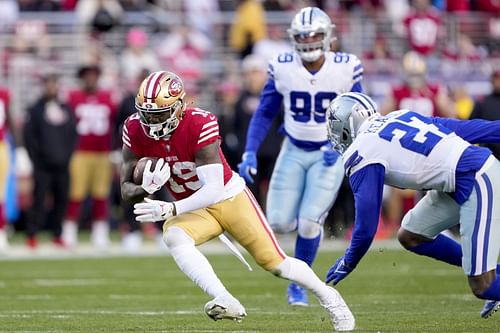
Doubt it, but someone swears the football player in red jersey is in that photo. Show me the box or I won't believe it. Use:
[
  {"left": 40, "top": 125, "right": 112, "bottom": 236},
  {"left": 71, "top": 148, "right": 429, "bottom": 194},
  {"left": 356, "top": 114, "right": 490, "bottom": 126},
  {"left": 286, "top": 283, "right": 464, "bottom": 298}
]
[
  {"left": 0, "top": 88, "right": 12, "bottom": 251},
  {"left": 403, "top": 0, "right": 442, "bottom": 56},
  {"left": 62, "top": 64, "right": 118, "bottom": 249},
  {"left": 380, "top": 51, "right": 456, "bottom": 232},
  {"left": 120, "top": 71, "right": 355, "bottom": 331}
]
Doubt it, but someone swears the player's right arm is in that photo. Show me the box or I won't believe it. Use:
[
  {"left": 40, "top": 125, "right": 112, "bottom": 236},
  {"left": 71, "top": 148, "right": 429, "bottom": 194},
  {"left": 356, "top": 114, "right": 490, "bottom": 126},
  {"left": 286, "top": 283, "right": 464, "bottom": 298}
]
[
  {"left": 326, "top": 163, "right": 386, "bottom": 285},
  {"left": 120, "top": 145, "right": 148, "bottom": 203},
  {"left": 238, "top": 61, "right": 283, "bottom": 183}
]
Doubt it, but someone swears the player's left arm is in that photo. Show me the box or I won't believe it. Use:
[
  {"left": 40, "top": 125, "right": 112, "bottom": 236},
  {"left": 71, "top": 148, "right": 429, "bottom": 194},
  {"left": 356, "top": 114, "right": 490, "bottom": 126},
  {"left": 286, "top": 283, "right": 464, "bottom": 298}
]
[
  {"left": 432, "top": 117, "right": 500, "bottom": 144},
  {"left": 172, "top": 140, "right": 225, "bottom": 216},
  {"left": 326, "top": 163, "right": 385, "bottom": 285}
]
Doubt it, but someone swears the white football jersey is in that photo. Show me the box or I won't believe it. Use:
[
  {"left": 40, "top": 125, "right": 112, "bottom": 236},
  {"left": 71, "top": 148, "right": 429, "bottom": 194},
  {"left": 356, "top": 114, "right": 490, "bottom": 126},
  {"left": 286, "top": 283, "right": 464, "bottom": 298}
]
[
  {"left": 270, "top": 51, "right": 363, "bottom": 143},
  {"left": 344, "top": 110, "right": 470, "bottom": 192}
]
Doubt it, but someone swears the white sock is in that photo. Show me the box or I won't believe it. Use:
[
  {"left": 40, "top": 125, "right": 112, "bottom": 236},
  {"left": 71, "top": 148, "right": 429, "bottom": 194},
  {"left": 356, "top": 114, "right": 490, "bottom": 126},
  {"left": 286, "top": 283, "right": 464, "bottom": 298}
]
[
  {"left": 91, "top": 220, "right": 110, "bottom": 250},
  {"left": 62, "top": 220, "right": 78, "bottom": 248},
  {"left": 272, "top": 256, "right": 331, "bottom": 304},
  {"left": 165, "top": 227, "right": 229, "bottom": 298}
]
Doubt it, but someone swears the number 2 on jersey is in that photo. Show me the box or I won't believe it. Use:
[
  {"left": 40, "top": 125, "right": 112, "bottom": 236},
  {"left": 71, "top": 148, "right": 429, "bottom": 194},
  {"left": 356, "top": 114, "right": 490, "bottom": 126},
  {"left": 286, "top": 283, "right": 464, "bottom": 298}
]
[
  {"left": 378, "top": 112, "right": 451, "bottom": 156},
  {"left": 290, "top": 91, "right": 337, "bottom": 123}
]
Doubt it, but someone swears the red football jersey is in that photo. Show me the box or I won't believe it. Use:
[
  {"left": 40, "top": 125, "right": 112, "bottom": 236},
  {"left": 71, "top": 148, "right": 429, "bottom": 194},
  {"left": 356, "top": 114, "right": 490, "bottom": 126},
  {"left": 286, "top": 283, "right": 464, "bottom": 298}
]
[
  {"left": 0, "top": 89, "right": 9, "bottom": 142},
  {"left": 68, "top": 90, "right": 116, "bottom": 152},
  {"left": 392, "top": 84, "right": 440, "bottom": 117},
  {"left": 122, "top": 107, "right": 234, "bottom": 200},
  {"left": 403, "top": 10, "right": 441, "bottom": 55}
]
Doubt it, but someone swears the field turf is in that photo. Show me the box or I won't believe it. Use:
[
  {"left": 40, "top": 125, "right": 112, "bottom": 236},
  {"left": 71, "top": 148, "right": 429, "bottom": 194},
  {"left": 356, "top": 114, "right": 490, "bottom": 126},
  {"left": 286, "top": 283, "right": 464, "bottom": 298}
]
[{"left": 0, "top": 249, "right": 498, "bottom": 332}]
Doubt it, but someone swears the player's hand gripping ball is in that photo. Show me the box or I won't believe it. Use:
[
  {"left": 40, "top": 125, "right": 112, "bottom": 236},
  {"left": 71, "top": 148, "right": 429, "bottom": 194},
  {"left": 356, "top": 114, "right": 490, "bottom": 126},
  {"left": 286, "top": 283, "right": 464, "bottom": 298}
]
[{"left": 133, "top": 157, "right": 170, "bottom": 194}]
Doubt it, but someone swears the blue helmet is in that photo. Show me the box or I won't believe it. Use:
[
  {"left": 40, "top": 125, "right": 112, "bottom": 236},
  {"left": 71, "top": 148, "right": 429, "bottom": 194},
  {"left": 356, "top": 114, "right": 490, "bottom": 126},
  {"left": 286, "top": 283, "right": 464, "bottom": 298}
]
[
  {"left": 287, "top": 7, "right": 335, "bottom": 62},
  {"left": 326, "top": 92, "right": 378, "bottom": 153}
]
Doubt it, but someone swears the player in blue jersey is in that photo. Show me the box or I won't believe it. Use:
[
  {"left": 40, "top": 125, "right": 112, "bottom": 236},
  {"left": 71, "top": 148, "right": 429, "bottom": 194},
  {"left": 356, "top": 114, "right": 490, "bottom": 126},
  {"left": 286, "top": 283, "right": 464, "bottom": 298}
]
[
  {"left": 238, "top": 7, "right": 364, "bottom": 306},
  {"left": 325, "top": 92, "right": 500, "bottom": 318}
]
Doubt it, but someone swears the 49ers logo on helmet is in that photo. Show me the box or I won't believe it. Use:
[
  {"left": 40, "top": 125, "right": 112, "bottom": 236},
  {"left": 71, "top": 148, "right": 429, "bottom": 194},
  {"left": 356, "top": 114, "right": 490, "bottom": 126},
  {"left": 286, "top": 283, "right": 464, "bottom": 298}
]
[{"left": 168, "top": 79, "right": 183, "bottom": 97}]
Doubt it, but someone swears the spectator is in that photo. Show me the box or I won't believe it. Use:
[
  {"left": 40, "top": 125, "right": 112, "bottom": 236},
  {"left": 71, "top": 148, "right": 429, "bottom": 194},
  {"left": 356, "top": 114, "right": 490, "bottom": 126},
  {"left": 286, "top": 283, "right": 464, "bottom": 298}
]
[
  {"left": 0, "top": 1, "right": 18, "bottom": 32},
  {"left": 233, "top": 55, "right": 282, "bottom": 205},
  {"left": 184, "top": 0, "right": 220, "bottom": 38},
  {"left": 0, "top": 87, "right": 13, "bottom": 252},
  {"left": 452, "top": 85, "right": 474, "bottom": 120},
  {"left": 24, "top": 73, "right": 77, "bottom": 249},
  {"left": 446, "top": 0, "right": 469, "bottom": 12},
  {"left": 469, "top": 68, "right": 500, "bottom": 160},
  {"left": 252, "top": 24, "right": 292, "bottom": 61},
  {"left": 362, "top": 36, "right": 394, "bottom": 74},
  {"left": 62, "top": 64, "right": 117, "bottom": 250},
  {"left": 474, "top": 0, "right": 500, "bottom": 12},
  {"left": 75, "top": 0, "right": 123, "bottom": 33},
  {"left": 120, "top": 27, "right": 161, "bottom": 91},
  {"left": 229, "top": 0, "right": 267, "bottom": 59},
  {"left": 155, "top": 24, "right": 211, "bottom": 95},
  {"left": 402, "top": 0, "right": 442, "bottom": 57},
  {"left": 442, "top": 33, "right": 485, "bottom": 78},
  {"left": 380, "top": 51, "right": 456, "bottom": 231}
]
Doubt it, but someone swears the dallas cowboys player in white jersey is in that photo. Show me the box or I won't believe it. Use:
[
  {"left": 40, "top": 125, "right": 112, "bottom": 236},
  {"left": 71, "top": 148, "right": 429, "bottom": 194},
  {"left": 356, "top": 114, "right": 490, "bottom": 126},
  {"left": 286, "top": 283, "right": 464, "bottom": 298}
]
[
  {"left": 325, "top": 92, "right": 500, "bottom": 318},
  {"left": 238, "top": 7, "right": 364, "bottom": 306}
]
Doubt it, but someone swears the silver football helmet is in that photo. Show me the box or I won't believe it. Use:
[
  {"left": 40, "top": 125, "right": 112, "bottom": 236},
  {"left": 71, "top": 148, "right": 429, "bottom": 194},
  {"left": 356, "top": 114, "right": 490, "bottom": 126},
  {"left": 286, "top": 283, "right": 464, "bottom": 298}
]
[
  {"left": 287, "top": 7, "right": 335, "bottom": 63},
  {"left": 326, "top": 92, "right": 378, "bottom": 153}
]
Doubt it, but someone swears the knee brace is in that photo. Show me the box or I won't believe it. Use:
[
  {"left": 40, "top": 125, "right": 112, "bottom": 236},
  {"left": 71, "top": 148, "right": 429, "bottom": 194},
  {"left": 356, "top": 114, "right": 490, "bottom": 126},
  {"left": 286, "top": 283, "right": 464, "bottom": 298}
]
[{"left": 163, "top": 226, "right": 194, "bottom": 249}]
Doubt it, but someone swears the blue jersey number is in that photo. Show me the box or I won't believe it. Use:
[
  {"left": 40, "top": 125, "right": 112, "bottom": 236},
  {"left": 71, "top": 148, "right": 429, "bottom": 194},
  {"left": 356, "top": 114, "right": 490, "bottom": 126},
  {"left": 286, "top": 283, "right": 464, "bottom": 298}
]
[
  {"left": 378, "top": 112, "right": 451, "bottom": 156},
  {"left": 290, "top": 91, "right": 337, "bottom": 123}
]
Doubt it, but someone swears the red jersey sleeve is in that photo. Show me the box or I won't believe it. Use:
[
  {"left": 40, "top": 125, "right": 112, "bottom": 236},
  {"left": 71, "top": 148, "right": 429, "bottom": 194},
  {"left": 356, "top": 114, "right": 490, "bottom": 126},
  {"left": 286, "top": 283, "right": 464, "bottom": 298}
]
[
  {"left": 122, "top": 114, "right": 144, "bottom": 156},
  {"left": 187, "top": 108, "right": 221, "bottom": 156}
]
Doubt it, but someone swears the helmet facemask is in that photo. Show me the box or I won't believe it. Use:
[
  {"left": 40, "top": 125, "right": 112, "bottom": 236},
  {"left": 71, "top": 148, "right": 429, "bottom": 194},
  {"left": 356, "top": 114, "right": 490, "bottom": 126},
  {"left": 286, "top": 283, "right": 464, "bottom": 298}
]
[
  {"left": 288, "top": 7, "right": 335, "bottom": 63},
  {"left": 326, "top": 92, "right": 379, "bottom": 153},
  {"left": 135, "top": 71, "right": 186, "bottom": 140},
  {"left": 136, "top": 99, "right": 185, "bottom": 139}
]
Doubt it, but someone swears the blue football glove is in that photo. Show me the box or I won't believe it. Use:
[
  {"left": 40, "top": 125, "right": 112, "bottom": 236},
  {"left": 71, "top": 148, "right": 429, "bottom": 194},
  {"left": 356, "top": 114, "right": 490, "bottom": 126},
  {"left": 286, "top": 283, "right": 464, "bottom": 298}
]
[
  {"left": 326, "top": 256, "right": 354, "bottom": 285},
  {"left": 238, "top": 152, "right": 257, "bottom": 184},
  {"left": 320, "top": 142, "right": 340, "bottom": 166}
]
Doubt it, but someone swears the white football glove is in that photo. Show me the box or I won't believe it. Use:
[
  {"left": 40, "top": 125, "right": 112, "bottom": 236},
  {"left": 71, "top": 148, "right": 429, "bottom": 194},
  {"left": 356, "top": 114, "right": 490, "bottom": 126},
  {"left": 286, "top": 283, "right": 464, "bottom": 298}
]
[
  {"left": 133, "top": 198, "right": 175, "bottom": 223},
  {"left": 141, "top": 158, "right": 170, "bottom": 194}
]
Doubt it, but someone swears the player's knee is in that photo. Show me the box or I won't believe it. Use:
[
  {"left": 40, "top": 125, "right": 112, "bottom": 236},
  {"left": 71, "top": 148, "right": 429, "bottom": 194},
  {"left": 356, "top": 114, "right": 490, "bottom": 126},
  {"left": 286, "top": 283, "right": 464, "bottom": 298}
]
[
  {"left": 397, "top": 228, "right": 424, "bottom": 249},
  {"left": 163, "top": 226, "right": 194, "bottom": 249},
  {"left": 297, "top": 218, "right": 321, "bottom": 238},
  {"left": 268, "top": 213, "right": 296, "bottom": 234}
]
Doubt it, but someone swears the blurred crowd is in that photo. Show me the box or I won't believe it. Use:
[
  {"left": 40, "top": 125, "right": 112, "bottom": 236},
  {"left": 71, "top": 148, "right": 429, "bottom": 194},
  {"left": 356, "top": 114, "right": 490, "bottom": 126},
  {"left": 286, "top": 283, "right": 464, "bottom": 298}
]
[{"left": 0, "top": 0, "right": 499, "bottom": 254}]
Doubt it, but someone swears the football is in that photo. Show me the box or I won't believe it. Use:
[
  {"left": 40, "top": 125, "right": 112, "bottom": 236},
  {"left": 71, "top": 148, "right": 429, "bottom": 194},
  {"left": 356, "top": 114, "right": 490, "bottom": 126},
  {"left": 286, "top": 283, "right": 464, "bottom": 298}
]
[{"left": 133, "top": 157, "right": 159, "bottom": 184}]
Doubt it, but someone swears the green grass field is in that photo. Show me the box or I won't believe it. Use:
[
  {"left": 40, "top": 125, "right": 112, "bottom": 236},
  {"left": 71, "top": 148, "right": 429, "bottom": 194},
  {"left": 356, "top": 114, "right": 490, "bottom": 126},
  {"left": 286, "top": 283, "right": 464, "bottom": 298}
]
[{"left": 0, "top": 249, "right": 498, "bottom": 333}]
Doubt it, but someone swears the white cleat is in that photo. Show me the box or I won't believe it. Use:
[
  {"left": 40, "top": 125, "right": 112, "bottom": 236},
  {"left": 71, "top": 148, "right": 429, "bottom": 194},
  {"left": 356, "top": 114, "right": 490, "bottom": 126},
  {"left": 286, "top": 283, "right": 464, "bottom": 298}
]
[
  {"left": 320, "top": 287, "right": 355, "bottom": 331},
  {"left": 204, "top": 295, "right": 247, "bottom": 322}
]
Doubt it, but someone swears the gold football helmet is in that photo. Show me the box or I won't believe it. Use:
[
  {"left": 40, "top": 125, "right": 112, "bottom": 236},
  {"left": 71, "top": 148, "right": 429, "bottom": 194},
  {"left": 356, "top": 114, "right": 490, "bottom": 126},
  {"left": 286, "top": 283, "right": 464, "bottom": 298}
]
[
  {"left": 402, "top": 51, "right": 427, "bottom": 89},
  {"left": 135, "top": 71, "right": 186, "bottom": 139}
]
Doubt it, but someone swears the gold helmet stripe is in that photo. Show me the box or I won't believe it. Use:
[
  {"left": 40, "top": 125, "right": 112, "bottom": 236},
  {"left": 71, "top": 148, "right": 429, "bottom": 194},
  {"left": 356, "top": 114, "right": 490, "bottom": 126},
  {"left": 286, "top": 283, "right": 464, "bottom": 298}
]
[{"left": 144, "top": 71, "right": 166, "bottom": 103}]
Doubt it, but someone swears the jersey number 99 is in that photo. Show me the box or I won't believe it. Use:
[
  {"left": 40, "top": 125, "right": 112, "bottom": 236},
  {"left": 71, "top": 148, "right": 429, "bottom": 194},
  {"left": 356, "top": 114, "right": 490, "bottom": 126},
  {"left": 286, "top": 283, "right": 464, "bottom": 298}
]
[{"left": 290, "top": 91, "right": 337, "bottom": 123}]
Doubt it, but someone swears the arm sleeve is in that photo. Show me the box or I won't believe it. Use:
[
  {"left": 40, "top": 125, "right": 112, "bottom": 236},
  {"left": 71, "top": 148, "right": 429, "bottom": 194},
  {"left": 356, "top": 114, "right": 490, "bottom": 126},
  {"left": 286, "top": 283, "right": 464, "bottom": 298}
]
[
  {"left": 344, "top": 163, "right": 385, "bottom": 268},
  {"left": 432, "top": 117, "right": 500, "bottom": 144},
  {"left": 174, "top": 163, "right": 225, "bottom": 215},
  {"left": 244, "top": 78, "right": 283, "bottom": 153}
]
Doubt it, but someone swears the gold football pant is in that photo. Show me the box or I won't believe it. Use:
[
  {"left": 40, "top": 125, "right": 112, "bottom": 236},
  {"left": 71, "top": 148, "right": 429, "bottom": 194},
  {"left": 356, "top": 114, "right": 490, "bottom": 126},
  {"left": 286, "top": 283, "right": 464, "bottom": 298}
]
[{"left": 164, "top": 188, "right": 286, "bottom": 271}]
